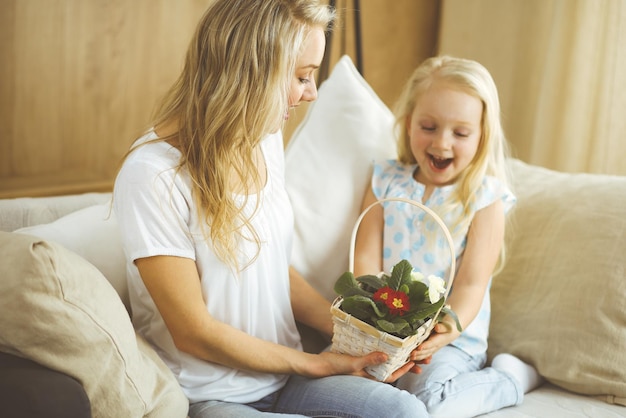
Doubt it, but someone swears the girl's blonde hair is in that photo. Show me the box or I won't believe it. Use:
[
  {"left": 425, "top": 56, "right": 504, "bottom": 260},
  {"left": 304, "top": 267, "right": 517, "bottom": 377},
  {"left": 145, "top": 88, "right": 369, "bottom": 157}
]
[
  {"left": 394, "top": 56, "right": 512, "bottom": 272},
  {"left": 149, "top": 0, "right": 334, "bottom": 270}
]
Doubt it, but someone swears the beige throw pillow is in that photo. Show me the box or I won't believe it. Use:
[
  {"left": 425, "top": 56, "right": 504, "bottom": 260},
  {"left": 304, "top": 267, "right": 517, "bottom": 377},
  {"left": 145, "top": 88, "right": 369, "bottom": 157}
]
[
  {"left": 15, "top": 203, "right": 129, "bottom": 311},
  {"left": 489, "top": 159, "right": 626, "bottom": 405},
  {"left": 0, "top": 231, "right": 188, "bottom": 417}
]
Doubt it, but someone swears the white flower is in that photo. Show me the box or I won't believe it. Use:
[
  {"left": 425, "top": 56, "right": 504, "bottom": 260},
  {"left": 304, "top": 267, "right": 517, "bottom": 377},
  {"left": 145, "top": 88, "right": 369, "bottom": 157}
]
[
  {"left": 427, "top": 275, "right": 446, "bottom": 304},
  {"left": 410, "top": 271, "right": 425, "bottom": 282}
]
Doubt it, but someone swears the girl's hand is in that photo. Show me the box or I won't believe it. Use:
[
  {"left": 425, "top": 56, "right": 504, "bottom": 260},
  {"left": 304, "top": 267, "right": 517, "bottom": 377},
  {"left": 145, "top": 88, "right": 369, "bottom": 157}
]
[
  {"left": 410, "top": 321, "right": 461, "bottom": 361},
  {"left": 405, "top": 355, "right": 431, "bottom": 375}
]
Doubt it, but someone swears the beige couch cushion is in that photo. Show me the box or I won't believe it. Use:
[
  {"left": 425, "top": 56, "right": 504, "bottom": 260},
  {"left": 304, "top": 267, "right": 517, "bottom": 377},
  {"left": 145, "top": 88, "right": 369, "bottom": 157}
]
[
  {"left": 0, "top": 231, "right": 188, "bottom": 418},
  {"left": 489, "top": 159, "right": 626, "bottom": 405}
]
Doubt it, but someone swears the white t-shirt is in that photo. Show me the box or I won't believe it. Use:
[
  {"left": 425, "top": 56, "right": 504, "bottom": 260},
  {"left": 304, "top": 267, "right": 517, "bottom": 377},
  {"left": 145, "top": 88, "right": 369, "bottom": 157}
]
[{"left": 113, "top": 130, "right": 302, "bottom": 403}]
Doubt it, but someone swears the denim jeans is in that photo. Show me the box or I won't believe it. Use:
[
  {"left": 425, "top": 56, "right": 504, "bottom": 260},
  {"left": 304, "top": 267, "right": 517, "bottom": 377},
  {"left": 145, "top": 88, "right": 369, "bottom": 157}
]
[
  {"left": 189, "top": 374, "right": 429, "bottom": 418},
  {"left": 395, "top": 345, "right": 523, "bottom": 418}
]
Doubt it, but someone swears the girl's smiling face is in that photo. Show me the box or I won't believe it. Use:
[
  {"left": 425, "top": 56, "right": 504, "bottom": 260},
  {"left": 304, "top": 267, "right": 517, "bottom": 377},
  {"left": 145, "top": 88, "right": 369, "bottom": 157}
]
[{"left": 407, "top": 81, "right": 483, "bottom": 191}]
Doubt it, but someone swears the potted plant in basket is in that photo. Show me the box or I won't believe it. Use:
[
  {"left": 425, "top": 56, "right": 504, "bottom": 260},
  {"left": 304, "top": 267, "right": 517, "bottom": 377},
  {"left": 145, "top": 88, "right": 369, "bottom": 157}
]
[{"left": 330, "top": 259, "right": 462, "bottom": 381}]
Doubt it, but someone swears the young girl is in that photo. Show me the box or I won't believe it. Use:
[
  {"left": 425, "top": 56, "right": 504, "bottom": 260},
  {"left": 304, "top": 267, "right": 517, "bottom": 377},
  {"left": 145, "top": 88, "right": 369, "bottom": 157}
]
[
  {"left": 354, "top": 56, "right": 542, "bottom": 417},
  {"left": 113, "top": 1, "right": 429, "bottom": 417}
]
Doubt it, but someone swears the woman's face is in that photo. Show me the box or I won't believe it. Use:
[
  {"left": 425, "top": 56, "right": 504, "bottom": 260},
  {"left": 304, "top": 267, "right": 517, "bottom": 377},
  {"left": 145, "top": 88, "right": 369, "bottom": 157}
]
[
  {"left": 407, "top": 80, "right": 483, "bottom": 189},
  {"left": 285, "top": 27, "right": 326, "bottom": 121}
]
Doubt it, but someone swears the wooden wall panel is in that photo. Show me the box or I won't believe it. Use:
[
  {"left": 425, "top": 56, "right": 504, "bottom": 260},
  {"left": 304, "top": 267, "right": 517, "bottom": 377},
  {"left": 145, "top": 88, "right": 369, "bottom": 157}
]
[
  {"left": 0, "top": 0, "right": 438, "bottom": 198},
  {"left": 0, "top": 0, "right": 212, "bottom": 198},
  {"left": 285, "top": 0, "right": 439, "bottom": 141}
]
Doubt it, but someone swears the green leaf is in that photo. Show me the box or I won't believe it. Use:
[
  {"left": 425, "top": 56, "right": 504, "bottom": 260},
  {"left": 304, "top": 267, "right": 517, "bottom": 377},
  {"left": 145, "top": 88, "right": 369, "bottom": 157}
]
[
  {"left": 389, "top": 259, "right": 413, "bottom": 290},
  {"left": 395, "top": 328, "right": 414, "bottom": 338},
  {"left": 341, "top": 295, "right": 380, "bottom": 321},
  {"left": 440, "top": 305, "right": 463, "bottom": 332},
  {"left": 334, "top": 271, "right": 357, "bottom": 296},
  {"left": 356, "top": 274, "right": 386, "bottom": 291},
  {"left": 406, "top": 281, "right": 428, "bottom": 305},
  {"left": 407, "top": 318, "right": 428, "bottom": 332},
  {"left": 346, "top": 287, "right": 372, "bottom": 298},
  {"left": 369, "top": 301, "right": 386, "bottom": 318},
  {"left": 375, "top": 318, "right": 410, "bottom": 334},
  {"left": 403, "top": 297, "right": 444, "bottom": 323},
  {"left": 340, "top": 297, "right": 373, "bottom": 321}
]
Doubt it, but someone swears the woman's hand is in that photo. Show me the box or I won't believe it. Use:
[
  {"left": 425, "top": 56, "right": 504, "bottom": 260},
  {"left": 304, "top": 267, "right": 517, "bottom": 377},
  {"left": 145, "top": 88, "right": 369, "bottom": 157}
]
[{"left": 311, "top": 351, "right": 416, "bottom": 383}]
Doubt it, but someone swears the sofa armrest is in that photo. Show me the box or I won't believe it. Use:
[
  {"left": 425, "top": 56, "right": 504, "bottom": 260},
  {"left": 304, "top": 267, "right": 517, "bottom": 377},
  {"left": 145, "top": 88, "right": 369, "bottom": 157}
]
[{"left": 0, "top": 351, "right": 91, "bottom": 418}]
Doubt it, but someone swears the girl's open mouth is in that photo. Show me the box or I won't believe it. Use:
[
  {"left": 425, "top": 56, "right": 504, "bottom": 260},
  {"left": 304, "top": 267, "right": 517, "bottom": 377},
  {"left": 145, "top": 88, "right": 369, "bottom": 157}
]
[{"left": 430, "top": 154, "right": 453, "bottom": 170}]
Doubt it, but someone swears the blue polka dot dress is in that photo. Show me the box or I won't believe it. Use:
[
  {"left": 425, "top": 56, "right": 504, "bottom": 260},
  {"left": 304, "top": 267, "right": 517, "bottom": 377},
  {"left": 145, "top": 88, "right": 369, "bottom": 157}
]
[{"left": 372, "top": 159, "right": 516, "bottom": 355}]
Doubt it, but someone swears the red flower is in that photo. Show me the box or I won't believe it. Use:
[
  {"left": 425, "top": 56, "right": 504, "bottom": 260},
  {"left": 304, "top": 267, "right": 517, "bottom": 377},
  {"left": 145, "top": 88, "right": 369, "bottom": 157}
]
[
  {"left": 373, "top": 286, "right": 393, "bottom": 303},
  {"left": 374, "top": 287, "right": 410, "bottom": 316},
  {"left": 387, "top": 291, "right": 410, "bottom": 316}
]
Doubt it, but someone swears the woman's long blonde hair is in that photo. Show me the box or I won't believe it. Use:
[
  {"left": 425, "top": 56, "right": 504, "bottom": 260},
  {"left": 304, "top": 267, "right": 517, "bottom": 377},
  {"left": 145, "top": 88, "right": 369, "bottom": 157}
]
[
  {"left": 150, "top": 0, "right": 334, "bottom": 270},
  {"left": 394, "top": 56, "right": 512, "bottom": 273}
]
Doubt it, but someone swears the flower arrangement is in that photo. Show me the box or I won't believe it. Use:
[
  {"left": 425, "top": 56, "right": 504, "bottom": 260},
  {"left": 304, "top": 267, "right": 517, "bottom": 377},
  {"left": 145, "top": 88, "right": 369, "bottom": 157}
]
[
  {"left": 333, "top": 259, "right": 461, "bottom": 339},
  {"left": 329, "top": 198, "right": 460, "bottom": 380}
]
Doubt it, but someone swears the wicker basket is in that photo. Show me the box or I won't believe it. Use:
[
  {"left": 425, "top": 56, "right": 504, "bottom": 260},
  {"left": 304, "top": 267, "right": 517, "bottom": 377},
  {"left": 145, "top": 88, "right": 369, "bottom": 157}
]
[{"left": 329, "top": 197, "right": 456, "bottom": 381}]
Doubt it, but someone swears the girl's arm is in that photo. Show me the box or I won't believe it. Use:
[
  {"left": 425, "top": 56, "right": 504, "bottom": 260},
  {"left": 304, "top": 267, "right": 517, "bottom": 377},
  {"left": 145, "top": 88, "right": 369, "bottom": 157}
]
[
  {"left": 353, "top": 185, "right": 384, "bottom": 277},
  {"left": 413, "top": 199, "right": 505, "bottom": 360},
  {"left": 134, "top": 255, "right": 411, "bottom": 380}
]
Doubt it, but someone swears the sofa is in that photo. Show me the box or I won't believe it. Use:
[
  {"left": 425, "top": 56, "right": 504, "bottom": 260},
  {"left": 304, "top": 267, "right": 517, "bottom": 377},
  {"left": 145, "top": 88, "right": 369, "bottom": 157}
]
[{"left": 1, "top": 56, "right": 625, "bottom": 418}]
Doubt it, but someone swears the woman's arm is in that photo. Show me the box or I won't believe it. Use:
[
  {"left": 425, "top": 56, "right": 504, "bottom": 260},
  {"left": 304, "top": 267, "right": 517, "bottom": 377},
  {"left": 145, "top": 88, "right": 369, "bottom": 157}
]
[
  {"left": 353, "top": 185, "right": 384, "bottom": 277},
  {"left": 289, "top": 266, "right": 334, "bottom": 337},
  {"left": 135, "top": 255, "right": 411, "bottom": 380},
  {"left": 413, "top": 199, "right": 505, "bottom": 360}
]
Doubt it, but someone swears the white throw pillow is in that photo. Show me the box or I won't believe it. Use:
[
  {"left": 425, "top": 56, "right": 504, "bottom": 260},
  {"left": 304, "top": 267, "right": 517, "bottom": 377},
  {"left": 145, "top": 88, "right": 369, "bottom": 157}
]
[
  {"left": 15, "top": 203, "right": 128, "bottom": 311},
  {"left": 286, "top": 55, "right": 396, "bottom": 301}
]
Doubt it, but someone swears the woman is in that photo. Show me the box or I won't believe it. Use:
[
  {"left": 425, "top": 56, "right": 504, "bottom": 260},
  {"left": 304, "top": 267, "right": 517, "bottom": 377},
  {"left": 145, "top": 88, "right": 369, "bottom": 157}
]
[{"left": 113, "top": 0, "right": 429, "bottom": 416}]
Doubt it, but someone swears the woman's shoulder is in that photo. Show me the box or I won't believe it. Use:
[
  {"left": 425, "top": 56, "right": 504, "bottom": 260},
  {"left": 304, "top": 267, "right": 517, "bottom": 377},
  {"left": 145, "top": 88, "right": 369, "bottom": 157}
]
[
  {"left": 117, "top": 131, "right": 183, "bottom": 187},
  {"left": 123, "top": 132, "right": 181, "bottom": 169}
]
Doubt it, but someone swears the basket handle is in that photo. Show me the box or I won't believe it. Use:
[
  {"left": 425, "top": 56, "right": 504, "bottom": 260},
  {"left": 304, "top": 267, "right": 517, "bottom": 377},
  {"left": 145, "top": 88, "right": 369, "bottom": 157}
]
[{"left": 348, "top": 197, "right": 456, "bottom": 300}]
